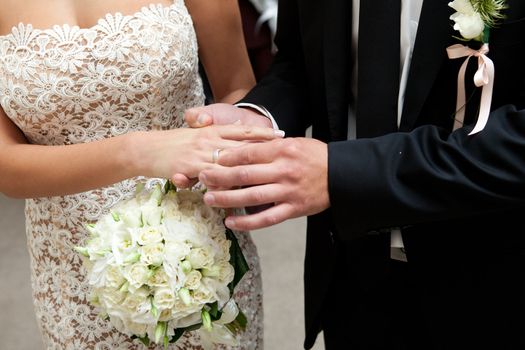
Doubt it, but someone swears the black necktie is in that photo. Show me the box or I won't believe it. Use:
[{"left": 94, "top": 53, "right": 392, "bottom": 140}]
[{"left": 356, "top": 0, "right": 401, "bottom": 138}]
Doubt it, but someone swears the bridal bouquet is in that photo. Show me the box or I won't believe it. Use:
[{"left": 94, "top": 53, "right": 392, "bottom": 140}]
[{"left": 75, "top": 181, "right": 249, "bottom": 349}]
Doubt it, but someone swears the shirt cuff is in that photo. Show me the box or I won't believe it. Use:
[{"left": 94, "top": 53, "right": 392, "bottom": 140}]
[{"left": 235, "top": 103, "right": 279, "bottom": 130}]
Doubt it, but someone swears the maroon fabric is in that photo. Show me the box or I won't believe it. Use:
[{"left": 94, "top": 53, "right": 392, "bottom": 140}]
[{"left": 239, "top": 0, "right": 274, "bottom": 81}]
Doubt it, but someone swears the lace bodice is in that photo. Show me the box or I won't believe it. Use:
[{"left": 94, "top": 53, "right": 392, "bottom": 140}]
[
  {"left": 0, "top": 1, "right": 200, "bottom": 144},
  {"left": 0, "top": 2, "right": 262, "bottom": 349}
]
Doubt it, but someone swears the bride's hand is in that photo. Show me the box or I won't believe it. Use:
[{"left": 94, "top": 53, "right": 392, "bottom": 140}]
[{"left": 129, "top": 124, "right": 283, "bottom": 182}]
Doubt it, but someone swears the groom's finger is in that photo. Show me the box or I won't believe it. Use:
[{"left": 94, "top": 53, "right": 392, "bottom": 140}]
[
  {"left": 215, "top": 125, "right": 284, "bottom": 141},
  {"left": 224, "top": 203, "right": 295, "bottom": 231},
  {"left": 204, "top": 183, "right": 284, "bottom": 208},
  {"left": 200, "top": 164, "right": 278, "bottom": 188},
  {"left": 217, "top": 140, "right": 280, "bottom": 167}
]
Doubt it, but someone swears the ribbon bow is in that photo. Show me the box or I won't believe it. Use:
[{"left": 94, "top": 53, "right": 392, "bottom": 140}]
[{"left": 446, "top": 43, "right": 495, "bottom": 135}]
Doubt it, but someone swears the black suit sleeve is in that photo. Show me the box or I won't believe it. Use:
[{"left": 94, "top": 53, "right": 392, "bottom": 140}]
[
  {"left": 329, "top": 104, "right": 525, "bottom": 238},
  {"left": 240, "top": 0, "right": 311, "bottom": 137}
]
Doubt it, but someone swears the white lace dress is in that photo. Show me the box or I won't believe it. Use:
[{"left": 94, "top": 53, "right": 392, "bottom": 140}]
[{"left": 0, "top": 2, "right": 263, "bottom": 349}]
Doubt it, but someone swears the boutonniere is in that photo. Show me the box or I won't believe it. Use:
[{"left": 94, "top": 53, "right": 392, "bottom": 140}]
[{"left": 446, "top": 0, "right": 507, "bottom": 134}]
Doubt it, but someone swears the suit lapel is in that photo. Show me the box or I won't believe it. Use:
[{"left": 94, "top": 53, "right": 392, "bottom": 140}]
[
  {"left": 323, "top": 0, "right": 351, "bottom": 141},
  {"left": 399, "top": 0, "right": 456, "bottom": 131}
]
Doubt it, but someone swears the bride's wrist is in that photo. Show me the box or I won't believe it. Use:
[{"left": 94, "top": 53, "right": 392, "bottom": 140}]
[{"left": 119, "top": 131, "right": 148, "bottom": 179}]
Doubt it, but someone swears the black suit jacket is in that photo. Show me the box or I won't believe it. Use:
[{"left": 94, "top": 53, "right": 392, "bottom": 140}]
[{"left": 242, "top": 0, "right": 525, "bottom": 348}]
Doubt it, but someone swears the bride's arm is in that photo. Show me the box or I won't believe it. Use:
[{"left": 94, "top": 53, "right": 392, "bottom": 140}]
[
  {"left": 185, "top": 0, "right": 256, "bottom": 103},
  {"left": 0, "top": 108, "right": 278, "bottom": 199}
]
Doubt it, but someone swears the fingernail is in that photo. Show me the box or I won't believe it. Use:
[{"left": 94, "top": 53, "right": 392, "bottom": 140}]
[
  {"left": 274, "top": 130, "right": 285, "bottom": 138},
  {"left": 198, "top": 114, "right": 210, "bottom": 125},
  {"left": 204, "top": 193, "right": 215, "bottom": 205},
  {"left": 225, "top": 217, "right": 235, "bottom": 228},
  {"left": 199, "top": 173, "right": 207, "bottom": 183},
  {"left": 233, "top": 119, "right": 242, "bottom": 125}
]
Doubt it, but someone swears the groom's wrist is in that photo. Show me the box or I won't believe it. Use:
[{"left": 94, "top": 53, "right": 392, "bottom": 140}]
[{"left": 235, "top": 103, "right": 279, "bottom": 130}]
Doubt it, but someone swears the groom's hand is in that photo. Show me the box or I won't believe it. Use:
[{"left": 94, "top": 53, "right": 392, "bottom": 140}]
[
  {"left": 198, "top": 137, "right": 330, "bottom": 231},
  {"left": 184, "top": 103, "right": 272, "bottom": 128},
  {"left": 173, "top": 103, "right": 273, "bottom": 188}
]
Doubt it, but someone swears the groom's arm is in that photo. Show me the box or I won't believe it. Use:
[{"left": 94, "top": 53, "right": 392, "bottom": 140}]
[{"left": 329, "top": 104, "right": 525, "bottom": 238}]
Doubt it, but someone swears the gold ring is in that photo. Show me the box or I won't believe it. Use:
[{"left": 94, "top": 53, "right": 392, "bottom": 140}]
[{"left": 212, "top": 149, "right": 222, "bottom": 163}]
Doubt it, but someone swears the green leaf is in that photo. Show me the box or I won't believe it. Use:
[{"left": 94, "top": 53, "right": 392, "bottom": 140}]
[
  {"left": 207, "top": 301, "right": 222, "bottom": 321},
  {"left": 131, "top": 335, "right": 150, "bottom": 346},
  {"left": 225, "top": 309, "right": 248, "bottom": 334},
  {"left": 170, "top": 328, "right": 186, "bottom": 343},
  {"left": 225, "top": 227, "right": 250, "bottom": 295},
  {"left": 164, "top": 179, "right": 177, "bottom": 194},
  {"left": 169, "top": 323, "right": 204, "bottom": 343}
]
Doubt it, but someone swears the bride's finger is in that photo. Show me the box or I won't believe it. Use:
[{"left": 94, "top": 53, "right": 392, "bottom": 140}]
[
  {"left": 171, "top": 174, "right": 198, "bottom": 189},
  {"left": 215, "top": 124, "right": 285, "bottom": 141}
]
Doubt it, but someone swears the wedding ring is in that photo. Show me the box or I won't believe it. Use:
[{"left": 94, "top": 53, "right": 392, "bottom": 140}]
[{"left": 212, "top": 148, "right": 222, "bottom": 163}]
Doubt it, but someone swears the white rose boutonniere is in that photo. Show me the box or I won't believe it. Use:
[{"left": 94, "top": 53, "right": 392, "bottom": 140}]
[
  {"left": 449, "top": 0, "right": 506, "bottom": 42},
  {"left": 446, "top": 0, "right": 506, "bottom": 134}
]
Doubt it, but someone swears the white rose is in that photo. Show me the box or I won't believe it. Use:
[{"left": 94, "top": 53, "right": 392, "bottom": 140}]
[
  {"left": 163, "top": 218, "right": 205, "bottom": 246},
  {"left": 202, "top": 262, "right": 234, "bottom": 284},
  {"left": 153, "top": 287, "right": 176, "bottom": 310},
  {"left": 187, "top": 247, "right": 215, "bottom": 269},
  {"left": 184, "top": 270, "right": 202, "bottom": 290},
  {"left": 451, "top": 11, "right": 485, "bottom": 40},
  {"left": 142, "top": 201, "right": 164, "bottom": 226},
  {"left": 85, "top": 236, "right": 109, "bottom": 258},
  {"left": 124, "top": 263, "right": 151, "bottom": 290},
  {"left": 164, "top": 240, "right": 191, "bottom": 263},
  {"left": 192, "top": 284, "right": 214, "bottom": 305},
  {"left": 173, "top": 296, "right": 201, "bottom": 317},
  {"left": 99, "top": 287, "right": 126, "bottom": 309},
  {"left": 104, "top": 265, "right": 126, "bottom": 289},
  {"left": 140, "top": 243, "right": 164, "bottom": 266},
  {"left": 147, "top": 267, "right": 170, "bottom": 288},
  {"left": 215, "top": 238, "right": 231, "bottom": 261},
  {"left": 111, "top": 230, "right": 138, "bottom": 265},
  {"left": 122, "top": 320, "right": 148, "bottom": 337},
  {"left": 121, "top": 287, "right": 150, "bottom": 312},
  {"left": 135, "top": 227, "right": 164, "bottom": 246},
  {"left": 202, "top": 278, "right": 230, "bottom": 307},
  {"left": 120, "top": 206, "right": 143, "bottom": 228},
  {"left": 448, "top": 0, "right": 475, "bottom": 15},
  {"left": 158, "top": 308, "right": 173, "bottom": 322}
]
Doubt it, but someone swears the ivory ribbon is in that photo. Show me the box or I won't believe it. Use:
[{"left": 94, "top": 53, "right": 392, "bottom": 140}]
[{"left": 446, "top": 43, "right": 495, "bottom": 135}]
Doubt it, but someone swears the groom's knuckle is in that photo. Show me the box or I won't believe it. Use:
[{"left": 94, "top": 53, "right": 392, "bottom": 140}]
[
  {"left": 242, "top": 126, "right": 253, "bottom": 136},
  {"left": 281, "top": 164, "right": 298, "bottom": 181},
  {"left": 250, "top": 188, "right": 264, "bottom": 203},
  {"left": 238, "top": 168, "right": 251, "bottom": 183},
  {"left": 281, "top": 139, "right": 300, "bottom": 158},
  {"left": 263, "top": 214, "right": 279, "bottom": 226},
  {"left": 239, "top": 149, "right": 254, "bottom": 165}
]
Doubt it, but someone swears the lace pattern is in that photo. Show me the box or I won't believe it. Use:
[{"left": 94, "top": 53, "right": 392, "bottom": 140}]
[{"left": 0, "top": 2, "right": 263, "bottom": 349}]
